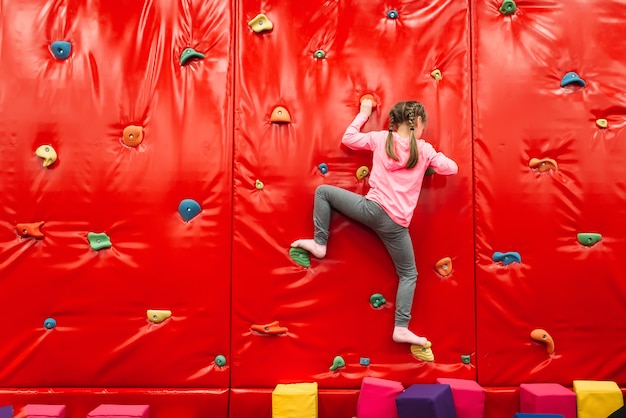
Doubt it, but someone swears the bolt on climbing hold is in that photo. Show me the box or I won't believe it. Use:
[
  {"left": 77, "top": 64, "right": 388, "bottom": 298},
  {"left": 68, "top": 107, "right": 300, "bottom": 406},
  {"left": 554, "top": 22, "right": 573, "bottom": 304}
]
[
  {"left": 369, "top": 293, "right": 386, "bottom": 308},
  {"left": 492, "top": 251, "right": 521, "bottom": 265},
  {"left": 360, "top": 94, "right": 377, "bottom": 108},
  {"left": 529, "top": 158, "right": 558, "bottom": 172},
  {"left": 215, "top": 355, "right": 227, "bottom": 367},
  {"left": 35, "top": 145, "right": 57, "bottom": 167},
  {"left": 410, "top": 341, "right": 434, "bottom": 362},
  {"left": 180, "top": 47, "right": 205, "bottom": 66},
  {"left": 49, "top": 41, "right": 72, "bottom": 60},
  {"left": 122, "top": 125, "right": 143, "bottom": 147},
  {"left": 577, "top": 232, "right": 602, "bottom": 246},
  {"left": 16, "top": 221, "right": 45, "bottom": 239},
  {"left": 178, "top": 199, "right": 202, "bottom": 222},
  {"left": 147, "top": 310, "right": 171, "bottom": 324},
  {"left": 359, "top": 357, "right": 370, "bottom": 366},
  {"left": 318, "top": 163, "right": 328, "bottom": 175},
  {"left": 289, "top": 247, "right": 310, "bottom": 268},
  {"left": 356, "top": 166, "right": 370, "bottom": 180},
  {"left": 88, "top": 232, "right": 112, "bottom": 251},
  {"left": 435, "top": 257, "right": 453, "bottom": 277},
  {"left": 255, "top": 179, "right": 264, "bottom": 190},
  {"left": 44, "top": 318, "right": 56, "bottom": 330},
  {"left": 431, "top": 69, "right": 442, "bottom": 81},
  {"left": 596, "top": 119, "right": 608, "bottom": 128},
  {"left": 250, "top": 321, "right": 288, "bottom": 335},
  {"left": 425, "top": 167, "right": 435, "bottom": 176},
  {"left": 314, "top": 50, "right": 326, "bottom": 59},
  {"left": 461, "top": 355, "right": 471, "bottom": 365},
  {"left": 329, "top": 355, "right": 345, "bottom": 371},
  {"left": 248, "top": 14, "right": 273, "bottom": 33},
  {"left": 499, "top": 0, "right": 517, "bottom": 15},
  {"left": 530, "top": 328, "right": 555, "bottom": 355},
  {"left": 560, "top": 72, "right": 586, "bottom": 87},
  {"left": 270, "top": 106, "right": 291, "bottom": 123},
  {"left": 387, "top": 9, "right": 399, "bottom": 19}
]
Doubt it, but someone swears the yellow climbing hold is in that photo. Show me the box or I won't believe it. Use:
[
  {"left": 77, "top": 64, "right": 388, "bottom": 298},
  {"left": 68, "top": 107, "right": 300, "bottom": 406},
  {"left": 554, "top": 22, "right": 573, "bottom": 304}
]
[
  {"left": 356, "top": 166, "right": 370, "bottom": 180},
  {"left": 596, "top": 119, "right": 608, "bottom": 128},
  {"left": 248, "top": 14, "right": 273, "bottom": 33},
  {"left": 147, "top": 310, "right": 171, "bottom": 324},
  {"left": 410, "top": 341, "right": 434, "bottom": 362},
  {"left": 35, "top": 145, "right": 57, "bottom": 167},
  {"left": 431, "top": 69, "right": 442, "bottom": 81},
  {"left": 255, "top": 179, "right": 264, "bottom": 190}
]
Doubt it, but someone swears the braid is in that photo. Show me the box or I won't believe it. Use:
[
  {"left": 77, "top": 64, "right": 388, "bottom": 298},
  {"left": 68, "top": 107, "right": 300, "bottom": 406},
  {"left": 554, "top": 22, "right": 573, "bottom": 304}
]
[
  {"left": 385, "top": 112, "right": 399, "bottom": 161},
  {"left": 406, "top": 103, "right": 419, "bottom": 169}
]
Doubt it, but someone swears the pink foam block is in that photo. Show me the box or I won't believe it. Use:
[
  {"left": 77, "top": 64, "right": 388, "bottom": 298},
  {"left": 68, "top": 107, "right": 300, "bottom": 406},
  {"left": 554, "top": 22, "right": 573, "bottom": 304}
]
[
  {"left": 520, "top": 383, "right": 576, "bottom": 418},
  {"left": 436, "top": 378, "right": 485, "bottom": 418},
  {"left": 25, "top": 404, "right": 66, "bottom": 418},
  {"left": 357, "top": 377, "right": 405, "bottom": 418},
  {"left": 87, "top": 404, "right": 149, "bottom": 418}
]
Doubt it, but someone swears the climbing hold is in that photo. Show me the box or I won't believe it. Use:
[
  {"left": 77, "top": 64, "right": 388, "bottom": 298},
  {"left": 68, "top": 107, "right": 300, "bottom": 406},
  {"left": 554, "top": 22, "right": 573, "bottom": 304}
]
[
  {"left": 178, "top": 199, "right": 202, "bottom": 222},
  {"left": 431, "top": 69, "right": 442, "bottom": 81},
  {"left": 35, "top": 145, "right": 58, "bottom": 167},
  {"left": 461, "top": 355, "right": 471, "bottom": 365},
  {"left": 359, "top": 94, "right": 377, "bottom": 108},
  {"left": 250, "top": 321, "right": 288, "bottom": 335},
  {"left": 146, "top": 310, "right": 171, "bottom": 324},
  {"left": 530, "top": 328, "right": 555, "bottom": 355},
  {"left": 180, "top": 47, "right": 205, "bottom": 66},
  {"left": 410, "top": 341, "right": 434, "bottom": 362},
  {"left": 425, "top": 167, "right": 436, "bottom": 176},
  {"left": 529, "top": 158, "right": 558, "bottom": 172},
  {"left": 356, "top": 166, "right": 370, "bottom": 180},
  {"left": 16, "top": 221, "right": 45, "bottom": 239},
  {"left": 88, "top": 232, "right": 112, "bottom": 250},
  {"left": 248, "top": 14, "right": 273, "bottom": 33},
  {"left": 369, "top": 293, "right": 386, "bottom": 309},
  {"left": 596, "top": 119, "right": 608, "bottom": 128},
  {"left": 270, "top": 106, "right": 291, "bottom": 123},
  {"left": 387, "top": 9, "right": 399, "bottom": 19},
  {"left": 359, "top": 357, "right": 370, "bottom": 366},
  {"left": 577, "top": 233, "right": 602, "bottom": 246},
  {"left": 49, "top": 41, "right": 72, "bottom": 60},
  {"left": 329, "top": 355, "right": 346, "bottom": 371},
  {"left": 318, "top": 163, "right": 328, "bottom": 175},
  {"left": 314, "top": 50, "right": 326, "bottom": 59},
  {"left": 255, "top": 179, "right": 264, "bottom": 190},
  {"left": 492, "top": 251, "right": 521, "bottom": 265},
  {"left": 499, "top": 0, "right": 517, "bottom": 15},
  {"left": 44, "top": 318, "right": 56, "bottom": 330},
  {"left": 289, "top": 247, "right": 310, "bottom": 268},
  {"left": 435, "top": 257, "right": 453, "bottom": 277},
  {"left": 560, "top": 71, "right": 586, "bottom": 87},
  {"left": 215, "top": 355, "right": 227, "bottom": 367},
  {"left": 122, "top": 125, "right": 143, "bottom": 147}
]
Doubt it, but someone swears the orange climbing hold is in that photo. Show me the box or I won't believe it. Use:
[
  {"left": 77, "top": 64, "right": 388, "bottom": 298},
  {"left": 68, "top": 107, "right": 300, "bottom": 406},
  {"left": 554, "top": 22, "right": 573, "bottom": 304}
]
[
  {"left": 529, "top": 157, "right": 558, "bottom": 172},
  {"left": 123, "top": 125, "right": 143, "bottom": 147},
  {"left": 530, "top": 328, "right": 555, "bottom": 355},
  {"left": 250, "top": 321, "right": 288, "bottom": 335},
  {"left": 360, "top": 94, "right": 378, "bottom": 108},
  {"left": 16, "top": 221, "right": 45, "bottom": 239},
  {"left": 270, "top": 106, "right": 291, "bottom": 123},
  {"left": 435, "top": 257, "right": 453, "bottom": 277}
]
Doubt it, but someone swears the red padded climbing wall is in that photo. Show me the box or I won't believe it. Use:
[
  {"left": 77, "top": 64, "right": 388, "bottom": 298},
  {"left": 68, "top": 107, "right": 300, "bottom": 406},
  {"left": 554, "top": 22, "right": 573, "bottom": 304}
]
[{"left": 0, "top": 0, "right": 625, "bottom": 417}]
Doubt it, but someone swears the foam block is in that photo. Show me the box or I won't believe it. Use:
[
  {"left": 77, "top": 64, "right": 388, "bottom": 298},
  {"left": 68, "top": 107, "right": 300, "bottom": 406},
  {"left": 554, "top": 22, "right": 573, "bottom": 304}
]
[
  {"left": 514, "top": 414, "right": 564, "bottom": 417},
  {"left": 0, "top": 405, "right": 12, "bottom": 418},
  {"left": 396, "top": 384, "right": 457, "bottom": 418},
  {"left": 357, "top": 377, "right": 404, "bottom": 418},
  {"left": 87, "top": 404, "right": 149, "bottom": 418},
  {"left": 436, "top": 378, "right": 485, "bottom": 418},
  {"left": 25, "top": 404, "right": 66, "bottom": 418},
  {"left": 519, "top": 383, "right": 575, "bottom": 418},
  {"left": 573, "top": 380, "right": 624, "bottom": 418},
  {"left": 272, "top": 382, "right": 318, "bottom": 418}
]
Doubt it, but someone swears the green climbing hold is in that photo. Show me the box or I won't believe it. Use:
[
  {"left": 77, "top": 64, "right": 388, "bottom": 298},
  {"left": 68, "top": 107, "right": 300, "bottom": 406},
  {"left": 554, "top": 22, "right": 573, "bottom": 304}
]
[
  {"left": 314, "top": 50, "right": 326, "bottom": 59},
  {"left": 425, "top": 167, "right": 435, "bottom": 176},
  {"left": 289, "top": 247, "right": 311, "bottom": 268},
  {"left": 369, "top": 293, "right": 387, "bottom": 308},
  {"left": 461, "top": 355, "right": 471, "bottom": 365},
  {"left": 329, "top": 355, "right": 345, "bottom": 371},
  {"left": 577, "top": 233, "right": 602, "bottom": 246},
  {"left": 88, "top": 232, "right": 112, "bottom": 250},
  {"left": 215, "top": 355, "right": 227, "bottom": 367},
  {"left": 499, "top": 0, "right": 517, "bottom": 14},
  {"left": 180, "top": 47, "right": 205, "bottom": 65}
]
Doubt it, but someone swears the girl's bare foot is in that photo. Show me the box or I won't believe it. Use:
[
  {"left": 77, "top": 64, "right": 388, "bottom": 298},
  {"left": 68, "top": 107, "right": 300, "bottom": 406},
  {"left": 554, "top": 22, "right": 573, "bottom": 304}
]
[
  {"left": 290, "top": 239, "right": 327, "bottom": 259},
  {"left": 393, "top": 326, "right": 429, "bottom": 346}
]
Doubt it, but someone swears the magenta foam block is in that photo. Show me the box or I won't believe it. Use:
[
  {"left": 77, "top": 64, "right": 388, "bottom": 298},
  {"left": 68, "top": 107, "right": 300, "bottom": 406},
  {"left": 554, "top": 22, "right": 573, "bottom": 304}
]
[
  {"left": 520, "top": 383, "right": 576, "bottom": 418},
  {"left": 25, "top": 404, "right": 66, "bottom": 418},
  {"left": 396, "top": 384, "right": 457, "bottom": 418},
  {"left": 436, "top": 378, "right": 485, "bottom": 418},
  {"left": 357, "top": 377, "right": 404, "bottom": 418},
  {"left": 87, "top": 404, "right": 149, "bottom": 418}
]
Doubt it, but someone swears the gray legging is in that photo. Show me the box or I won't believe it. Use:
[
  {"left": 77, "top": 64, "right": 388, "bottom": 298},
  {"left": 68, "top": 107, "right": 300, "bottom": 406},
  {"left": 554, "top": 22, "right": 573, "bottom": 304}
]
[{"left": 312, "top": 185, "right": 417, "bottom": 327}]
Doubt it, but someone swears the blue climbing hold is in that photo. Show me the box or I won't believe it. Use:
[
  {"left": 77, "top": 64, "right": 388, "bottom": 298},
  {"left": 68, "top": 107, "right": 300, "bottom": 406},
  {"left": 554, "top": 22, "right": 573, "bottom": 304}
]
[
  {"left": 359, "top": 357, "right": 370, "bottom": 366},
  {"left": 492, "top": 251, "right": 521, "bottom": 266},
  {"left": 50, "top": 41, "right": 72, "bottom": 60},
  {"left": 560, "top": 71, "right": 586, "bottom": 87},
  {"left": 318, "top": 163, "right": 328, "bottom": 175},
  {"left": 387, "top": 9, "right": 399, "bottom": 19},
  {"left": 44, "top": 318, "right": 56, "bottom": 329},
  {"left": 178, "top": 199, "right": 201, "bottom": 222}
]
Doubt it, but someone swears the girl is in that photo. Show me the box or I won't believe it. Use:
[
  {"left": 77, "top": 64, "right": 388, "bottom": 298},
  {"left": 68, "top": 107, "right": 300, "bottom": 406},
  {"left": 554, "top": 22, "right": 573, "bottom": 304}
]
[{"left": 291, "top": 99, "right": 458, "bottom": 347}]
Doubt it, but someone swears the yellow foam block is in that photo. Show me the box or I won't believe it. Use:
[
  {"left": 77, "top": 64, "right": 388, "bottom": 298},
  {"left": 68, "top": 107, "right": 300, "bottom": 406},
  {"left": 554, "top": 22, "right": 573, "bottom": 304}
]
[
  {"left": 573, "top": 380, "right": 624, "bottom": 418},
  {"left": 272, "top": 382, "right": 318, "bottom": 418}
]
